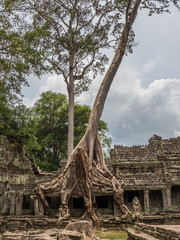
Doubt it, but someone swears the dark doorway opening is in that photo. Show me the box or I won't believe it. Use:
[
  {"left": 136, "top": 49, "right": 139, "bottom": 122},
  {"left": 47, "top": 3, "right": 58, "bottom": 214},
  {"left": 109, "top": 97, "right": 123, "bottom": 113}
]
[
  {"left": 45, "top": 196, "right": 61, "bottom": 217},
  {"left": 124, "top": 190, "right": 144, "bottom": 211},
  {"left": 45, "top": 196, "right": 61, "bottom": 209},
  {"left": 23, "top": 195, "right": 30, "bottom": 209},
  {"left": 172, "top": 185, "right": 180, "bottom": 211},
  {"left": 69, "top": 197, "right": 85, "bottom": 217},
  {"left": 22, "top": 195, "right": 34, "bottom": 215},
  {"left": 97, "top": 196, "right": 109, "bottom": 208},
  {"left": 73, "top": 197, "right": 84, "bottom": 209},
  {"left": 127, "top": 191, "right": 139, "bottom": 202},
  {"left": 96, "top": 195, "right": 113, "bottom": 215},
  {"left": 149, "top": 190, "right": 163, "bottom": 213}
]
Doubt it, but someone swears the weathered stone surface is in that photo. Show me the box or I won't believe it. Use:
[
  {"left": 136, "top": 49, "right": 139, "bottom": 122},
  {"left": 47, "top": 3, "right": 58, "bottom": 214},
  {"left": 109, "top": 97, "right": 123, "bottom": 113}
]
[
  {"left": 1, "top": 228, "right": 82, "bottom": 240},
  {"left": 132, "top": 197, "right": 142, "bottom": 223},
  {"left": 127, "top": 227, "right": 159, "bottom": 240},
  {"left": 65, "top": 220, "right": 97, "bottom": 239},
  {"left": 127, "top": 223, "right": 180, "bottom": 240}
]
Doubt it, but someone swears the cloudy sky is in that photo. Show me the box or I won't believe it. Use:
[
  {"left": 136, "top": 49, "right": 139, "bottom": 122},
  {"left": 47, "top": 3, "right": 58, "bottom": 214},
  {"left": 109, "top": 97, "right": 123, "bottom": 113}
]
[{"left": 22, "top": 4, "right": 180, "bottom": 147}]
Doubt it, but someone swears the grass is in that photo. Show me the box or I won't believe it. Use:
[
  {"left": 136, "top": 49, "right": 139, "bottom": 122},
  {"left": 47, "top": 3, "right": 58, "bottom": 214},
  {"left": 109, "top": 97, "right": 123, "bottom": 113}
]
[{"left": 95, "top": 230, "right": 128, "bottom": 240}]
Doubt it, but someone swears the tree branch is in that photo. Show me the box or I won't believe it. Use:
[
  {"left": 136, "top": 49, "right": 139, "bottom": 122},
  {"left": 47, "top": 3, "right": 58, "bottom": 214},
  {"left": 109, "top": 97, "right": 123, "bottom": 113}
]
[
  {"left": 44, "top": 55, "right": 68, "bottom": 83},
  {"left": 73, "top": 50, "right": 96, "bottom": 80}
]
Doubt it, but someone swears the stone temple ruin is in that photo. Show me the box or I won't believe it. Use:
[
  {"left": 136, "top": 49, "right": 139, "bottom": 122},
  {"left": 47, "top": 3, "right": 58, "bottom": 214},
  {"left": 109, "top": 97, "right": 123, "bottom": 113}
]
[
  {"left": 0, "top": 134, "right": 180, "bottom": 230},
  {"left": 107, "top": 134, "right": 180, "bottom": 216}
]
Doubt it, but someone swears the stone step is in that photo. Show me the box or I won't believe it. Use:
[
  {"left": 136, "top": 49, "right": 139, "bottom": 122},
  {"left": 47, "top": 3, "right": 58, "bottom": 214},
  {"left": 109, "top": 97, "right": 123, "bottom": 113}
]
[
  {"left": 135, "top": 223, "right": 180, "bottom": 239},
  {"left": 126, "top": 228, "right": 159, "bottom": 240},
  {"left": 1, "top": 229, "right": 82, "bottom": 240}
]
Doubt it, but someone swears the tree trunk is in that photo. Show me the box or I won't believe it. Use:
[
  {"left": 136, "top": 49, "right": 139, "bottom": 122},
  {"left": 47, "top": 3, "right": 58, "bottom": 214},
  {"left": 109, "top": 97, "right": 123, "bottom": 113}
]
[
  {"left": 67, "top": 53, "right": 75, "bottom": 158},
  {"left": 33, "top": 0, "right": 141, "bottom": 224}
]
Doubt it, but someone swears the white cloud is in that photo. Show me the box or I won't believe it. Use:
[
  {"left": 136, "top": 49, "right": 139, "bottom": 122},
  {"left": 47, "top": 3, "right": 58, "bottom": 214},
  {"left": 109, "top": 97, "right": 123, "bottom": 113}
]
[
  {"left": 23, "top": 75, "right": 68, "bottom": 107},
  {"left": 143, "top": 60, "right": 156, "bottom": 73},
  {"left": 102, "top": 64, "right": 180, "bottom": 146},
  {"left": 23, "top": 96, "right": 39, "bottom": 107},
  {"left": 40, "top": 75, "right": 67, "bottom": 94},
  {"left": 174, "top": 131, "right": 180, "bottom": 137}
]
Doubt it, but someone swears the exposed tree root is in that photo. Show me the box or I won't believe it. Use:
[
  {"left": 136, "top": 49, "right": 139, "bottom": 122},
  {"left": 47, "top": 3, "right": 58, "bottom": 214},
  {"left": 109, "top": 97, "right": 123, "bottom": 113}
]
[{"left": 33, "top": 134, "right": 132, "bottom": 224}]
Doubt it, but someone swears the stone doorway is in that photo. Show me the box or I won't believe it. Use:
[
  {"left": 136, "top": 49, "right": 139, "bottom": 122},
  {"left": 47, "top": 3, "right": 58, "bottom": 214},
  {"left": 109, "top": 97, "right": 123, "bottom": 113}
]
[
  {"left": 96, "top": 195, "right": 114, "bottom": 215},
  {"left": 22, "top": 195, "right": 34, "bottom": 215},
  {"left": 124, "top": 190, "right": 144, "bottom": 211},
  {"left": 172, "top": 185, "right": 180, "bottom": 211},
  {"left": 69, "top": 197, "right": 85, "bottom": 217},
  {"left": 45, "top": 196, "right": 61, "bottom": 217},
  {"left": 149, "top": 190, "right": 163, "bottom": 214}
]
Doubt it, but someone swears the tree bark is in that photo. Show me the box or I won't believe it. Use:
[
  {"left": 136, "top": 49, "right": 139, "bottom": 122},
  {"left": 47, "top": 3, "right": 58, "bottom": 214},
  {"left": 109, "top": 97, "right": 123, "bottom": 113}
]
[
  {"left": 67, "top": 53, "right": 75, "bottom": 158},
  {"left": 33, "top": 0, "right": 141, "bottom": 224}
]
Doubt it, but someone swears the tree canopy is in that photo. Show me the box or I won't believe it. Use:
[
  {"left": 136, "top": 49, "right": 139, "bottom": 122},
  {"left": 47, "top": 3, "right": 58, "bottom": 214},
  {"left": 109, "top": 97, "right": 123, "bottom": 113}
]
[{"left": 0, "top": 8, "right": 47, "bottom": 103}]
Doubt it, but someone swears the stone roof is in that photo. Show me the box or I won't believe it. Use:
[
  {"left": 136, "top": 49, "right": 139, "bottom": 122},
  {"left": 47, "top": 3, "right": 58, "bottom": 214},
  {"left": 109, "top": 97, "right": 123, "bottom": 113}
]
[
  {"left": 112, "top": 145, "right": 158, "bottom": 162},
  {"left": 112, "top": 134, "right": 180, "bottom": 161},
  {"left": 109, "top": 135, "right": 180, "bottom": 189}
]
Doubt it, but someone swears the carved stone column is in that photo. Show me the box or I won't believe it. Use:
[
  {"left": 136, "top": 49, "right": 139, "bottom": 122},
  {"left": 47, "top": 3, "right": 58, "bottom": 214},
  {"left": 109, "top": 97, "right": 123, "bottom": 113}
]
[
  {"left": 15, "top": 194, "right": 23, "bottom": 215},
  {"left": 9, "top": 193, "right": 16, "bottom": 215},
  {"left": 113, "top": 201, "right": 119, "bottom": 216},
  {"left": 38, "top": 198, "right": 44, "bottom": 216},
  {"left": 2, "top": 192, "right": 10, "bottom": 215},
  {"left": 144, "top": 190, "right": 150, "bottom": 214},
  {"left": 167, "top": 186, "right": 172, "bottom": 210},
  {"left": 162, "top": 189, "right": 168, "bottom": 211},
  {"left": 34, "top": 198, "right": 39, "bottom": 215}
]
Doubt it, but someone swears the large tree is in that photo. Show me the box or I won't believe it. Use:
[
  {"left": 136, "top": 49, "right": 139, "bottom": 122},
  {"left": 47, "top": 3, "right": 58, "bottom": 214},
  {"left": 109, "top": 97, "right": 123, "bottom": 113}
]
[
  {"left": 1, "top": 0, "right": 135, "bottom": 157},
  {"left": 32, "top": 0, "right": 180, "bottom": 223}
]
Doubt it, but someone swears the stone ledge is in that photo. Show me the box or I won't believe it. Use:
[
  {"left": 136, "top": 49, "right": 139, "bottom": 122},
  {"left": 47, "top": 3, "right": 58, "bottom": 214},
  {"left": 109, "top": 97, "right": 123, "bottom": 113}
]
[
  {"left": 136, "top": 223, "right": 180, "bottom": 239},
  {"left": 126, "top": 228, "right": 159, "bottom": 240},
  {"left": 1, "top": 228, "right": 82, "bottom": 240}
]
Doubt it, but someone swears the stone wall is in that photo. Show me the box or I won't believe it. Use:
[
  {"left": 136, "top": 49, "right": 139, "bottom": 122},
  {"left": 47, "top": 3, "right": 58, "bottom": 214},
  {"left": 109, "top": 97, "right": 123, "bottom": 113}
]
[
  {"left": 106, "top": 134, "right": 180, "bottom": 214},
  {"left": 0, "top": 136, "right": 37, "bottom": 215}
]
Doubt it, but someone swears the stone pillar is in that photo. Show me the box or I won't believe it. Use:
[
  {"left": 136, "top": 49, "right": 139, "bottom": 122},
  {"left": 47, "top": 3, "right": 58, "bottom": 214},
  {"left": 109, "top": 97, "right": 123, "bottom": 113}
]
[
  {"left": 15, "top": 194, "right": 23, "bottom": 215},
  {"left": 33, "top": 197, "right": 44, "bottom": 216},
  {"left": 0, "top": 195, "right": 4, "bottom": 213},
  {"left": 113, "top": 201, "right": 119, "bottom": 217},
  {"left": 34, "top": 198, "right": 39, "bottom": 215},
  {"left": 144, "top": 190, "right": 150, "bottom": 214},
  {"left": 38, "top": 199, "right": 44, "bottom": 216},
  {"left": 9, "top": 194, "right": 16, "bottom": 215},
  {"left": 167, "top": 187, "right": 172, "bottom": 210},
  {"left": 2, "top": 192, "right": 10, "bottom": 215},
  {"left": 162, "top": 190, "right": 168, "bottom": 211}
]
